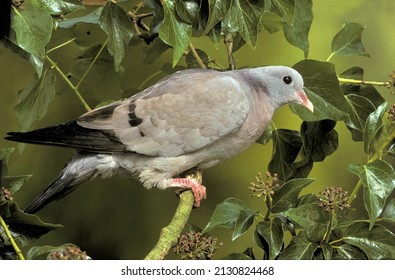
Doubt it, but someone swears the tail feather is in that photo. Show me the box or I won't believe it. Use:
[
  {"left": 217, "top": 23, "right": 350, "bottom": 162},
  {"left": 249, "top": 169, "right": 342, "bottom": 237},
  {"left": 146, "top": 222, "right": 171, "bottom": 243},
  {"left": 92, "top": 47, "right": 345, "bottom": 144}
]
[
  {"left": 5, "top": 121, "right": 127, "bottom": 153},
  {"left": 24, "top": 152, "right": 118, "bottom": 214}
]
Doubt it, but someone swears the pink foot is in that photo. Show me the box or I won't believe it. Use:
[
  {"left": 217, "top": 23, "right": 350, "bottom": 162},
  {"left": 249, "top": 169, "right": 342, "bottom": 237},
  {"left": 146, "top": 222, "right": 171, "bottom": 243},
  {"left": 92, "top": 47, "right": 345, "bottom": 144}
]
[{"left": 170, "top": 178, "right": 207, "bottom": 207}]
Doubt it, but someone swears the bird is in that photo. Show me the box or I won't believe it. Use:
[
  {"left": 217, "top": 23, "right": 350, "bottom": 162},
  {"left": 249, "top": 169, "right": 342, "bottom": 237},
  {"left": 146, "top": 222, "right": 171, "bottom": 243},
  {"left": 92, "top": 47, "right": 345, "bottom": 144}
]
[{"left": 6, "top": 66, "right": 313, "bottom": 214}]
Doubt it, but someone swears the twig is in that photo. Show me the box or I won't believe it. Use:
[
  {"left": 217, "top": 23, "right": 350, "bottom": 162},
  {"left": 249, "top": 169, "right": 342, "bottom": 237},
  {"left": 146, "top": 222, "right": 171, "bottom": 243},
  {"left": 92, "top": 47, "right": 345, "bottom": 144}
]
[
  {"left": 128, "top": 11, "right": 150, "bottom": 34},
  {"left": 0, "top": 214, "right": 25, "bottom": 260},
  {"left": 224, "top": 33, "right": 236, "bottom": 70},
  {"left": 144, "top": 190, "right": 195, "bottom": 259},
  {"left": 47, "top": 38, "right": 76, "bottom": 54},
  {"left": 188, "top": 42, "right": 207, "bottom": 69},
  {"left": 338, "top": 77, "right": 391, "bottom": 88},
  {"left": 45, "top": 55, "right": 91, "bottom": 111}
]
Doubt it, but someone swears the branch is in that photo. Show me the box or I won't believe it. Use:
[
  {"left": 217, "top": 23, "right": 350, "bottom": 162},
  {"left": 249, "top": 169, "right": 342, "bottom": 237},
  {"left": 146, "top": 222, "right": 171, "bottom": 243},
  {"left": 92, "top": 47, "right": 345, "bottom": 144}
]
[
  {"left": 144, "top": 190, "right": 195, "bottom": 260},
  {"left": 338, "top": 77, "right": 392, "bottom": 88},
  {"left": 0, "top": 214, "right": 25, "bottom": 260},
  {"left": 224, "top": 33, "right": 236, "bottom": 70},
  {"left": 188, "top": 42, "right": 207, "bottom": 69}
]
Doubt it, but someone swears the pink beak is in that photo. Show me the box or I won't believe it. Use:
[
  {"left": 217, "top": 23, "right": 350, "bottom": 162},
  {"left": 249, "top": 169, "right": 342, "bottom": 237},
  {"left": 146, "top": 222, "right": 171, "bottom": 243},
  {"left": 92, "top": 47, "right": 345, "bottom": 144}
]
[{"left": 297, "top": 90, "right": 314, "bottom": 112}]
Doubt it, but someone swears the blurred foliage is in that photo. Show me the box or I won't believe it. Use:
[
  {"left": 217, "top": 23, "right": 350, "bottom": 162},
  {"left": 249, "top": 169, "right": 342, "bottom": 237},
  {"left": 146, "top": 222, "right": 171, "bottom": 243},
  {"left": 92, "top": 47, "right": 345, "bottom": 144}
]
[{"left": 0, "top": 0, "right": 394, "bottom": 260}]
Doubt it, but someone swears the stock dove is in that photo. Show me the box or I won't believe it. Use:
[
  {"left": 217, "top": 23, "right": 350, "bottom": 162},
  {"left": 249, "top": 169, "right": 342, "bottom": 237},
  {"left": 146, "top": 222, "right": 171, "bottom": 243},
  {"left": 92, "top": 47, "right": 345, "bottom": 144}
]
[{"left": 6, "top": 66, "right": 313, "bottom": 213}]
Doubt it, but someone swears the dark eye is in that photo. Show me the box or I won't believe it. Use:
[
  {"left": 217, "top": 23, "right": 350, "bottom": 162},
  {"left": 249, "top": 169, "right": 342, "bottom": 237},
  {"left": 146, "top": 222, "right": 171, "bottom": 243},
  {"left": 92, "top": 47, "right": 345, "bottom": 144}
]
[{"left": 283, "top": 76, "right": 292, "bottom": 84}]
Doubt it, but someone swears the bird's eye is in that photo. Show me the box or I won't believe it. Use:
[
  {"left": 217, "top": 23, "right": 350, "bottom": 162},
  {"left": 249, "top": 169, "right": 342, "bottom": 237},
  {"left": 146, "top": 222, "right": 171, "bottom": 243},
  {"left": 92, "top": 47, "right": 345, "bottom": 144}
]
[{"left": 283, "top": 76, "right": 292, "bottom": 84}]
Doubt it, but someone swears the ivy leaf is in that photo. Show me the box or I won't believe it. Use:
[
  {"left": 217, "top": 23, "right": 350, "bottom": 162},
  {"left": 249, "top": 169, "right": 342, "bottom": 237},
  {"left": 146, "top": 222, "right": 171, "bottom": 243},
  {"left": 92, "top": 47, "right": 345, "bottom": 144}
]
[
  {"left": 255, "top": 217, "right": 284, "bottom": 260},
  {"left": 2, "top": 176, "right": 31, "bottom": 195},
  {"left": 269, "top": 0, "right": 295, "bottom": 25},
  {"left": 344, "top": 94, "right": 376, "bottom": 141},
  {"left": 343, "top": 222, "right": 395, "bottom": 259},
  {"left": 256, "top": 123, "right": 274, "bottom": 145},
  {"left": 143, "top": 38, "right": 171, "bottom": 64},
  {"left": 11, "top": 3, "right": 53, "bottom": 58},
  {"left": 202, "top": 198, "right": 257, "bottom": 240},
  {"left": 291, "top": 60, "right": 349, "bottom": 121},
  {"left": 159, "top": 0, "right": 192, "bottom": 66},
  {"left": 0, "top": 148, "right": 14, "bottom": 179},
  {"left": 283, "top": 0, "right": 313, "bottom": 58},
  {"left": 300, "top": 120, "right": 338, "bottom": 162},
  {"left": 15, "top": 69, "right": 56, "bottom": 131},
  {"left": 330, "top": 22, "right": 370, "bottom": 58},
  {"left": 347, "top": 160, "right": 395, "bottom": 228},
  {"left": 31, "top": 0, "right": 84, "bottom": 15},
  {"left": 336, "top": 244, "right": 367, "bottom": 260},
  {"left": 363, "top": 102, "right": 387, "bottom": 156},
  {"left": 99, "top": 1, "right": 133, "bottom": 71},
  {"left": 382, "top": 198, "right": 395, "bottom": 224},
  {"left": 278, "top": 235, "right": 318, "bottom": 260},
  {"left": 221, "top": 0, "right": 264, "bottom": 47},
  {"left": 271, "top": 178, "right": 315, "bottom": 212},
  {"left": 58, "top": 7, "right": 102, "bottom": 28},
  {"left": 268, "top": 129, "right": 302, "bottom": 181},
  {"left": 284, "top": 203, "right": 330, "bottom": 242},
  {"left": 258, "top": 11, "right": 286, "bottom": 33},
  {"left": 203, "top": 0, "right": 231, "bottom": 34},
  {"left": 320, "top": 241, "right": 333, "bottom": 260}
]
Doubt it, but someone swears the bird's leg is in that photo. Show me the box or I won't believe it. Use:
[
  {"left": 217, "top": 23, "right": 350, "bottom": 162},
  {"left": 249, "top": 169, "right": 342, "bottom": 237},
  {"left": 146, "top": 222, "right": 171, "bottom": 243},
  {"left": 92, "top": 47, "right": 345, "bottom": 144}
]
[{"left": 170, "top": 169, "right": 206, "bottom": 207}]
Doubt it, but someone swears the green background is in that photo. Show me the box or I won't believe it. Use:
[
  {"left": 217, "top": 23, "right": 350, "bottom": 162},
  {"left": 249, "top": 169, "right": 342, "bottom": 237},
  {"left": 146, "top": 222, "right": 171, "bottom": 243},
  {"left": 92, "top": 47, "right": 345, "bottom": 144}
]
[{"left": 0, "top": 0, "right": 394, "bottom": 259}]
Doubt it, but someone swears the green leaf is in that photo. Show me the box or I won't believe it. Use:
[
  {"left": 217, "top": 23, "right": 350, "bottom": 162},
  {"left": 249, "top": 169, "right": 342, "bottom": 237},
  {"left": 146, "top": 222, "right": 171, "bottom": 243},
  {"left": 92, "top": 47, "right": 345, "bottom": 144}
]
[
  {"left": 259, "top": 11, "right": 286, "bottom": 33},
  {"left": 2, "top": 175, "right": 31, "bottom": 195},
  {"left": 283, "top": 0, "right": 313, "bottom": 58},
  {"left": 203, "top": 198, "right": 257, "bottom": 240},
  {"left": 336, "top": 244, "right": 367, "bottom": 260},
  {"left": 58, "top": 7, "right": 102, "bottom": 28},
  {"left": 159, "top": 0, "right": 192, "bottom": 66},
  {"left": 272, "top": 178, "right": 315, "bottom": 212},
  {"left": 143, "top": 36, "right": 171, "bottom": 64},
  {"left": 269, "top": 0, "right": 295, "bottom": 25},
  {"left": 11, "top": 3, "right": 53, "bottom": 58},
  {"left": 363, "top": 102, "right": 387, "bottom": 155},
  {"left": 344, "top": 94, "right": 376, "bottom": 141},
  {"left": 278, "top": 235, "right": 318, "bottom": 260},
  {"left": 382, "top": 198, "right": 395, "bottom": 224},
  {"left": 256, "top": 217, "right": 284, "bottom": 260},
  {"left": 204, "top": 0, "right": 231, "bottom": 34},
  {"left": 343, "top": 222, "right": 395, "bottom": 259},
  {"left": 339, "top": 66, "right": 364, "bottom": 80},
  {"left": 330, "top": 22, "right": 370, "bottom": 58},
  {"left": 99, "top": 1, "right": 133, "bottom": 71},
  {"left": 300, "top": 120, "right": 338, "bottom": 162},
  {"left": 15, "top": 69, "right": 56, "bottom": 131},
  {"left": 347, "top": 160, "right": 395, "bottom": 227},
  {"left": 0, "top": 202, "right": 61, "bottom": 246},
  {"left": 268, "top": 129, "right": 302, "bottom": 181},
  {"left": 284, "top": 203, "right": 330, "bottom": 242},
  {"left": 0, "top": 148, "right": 15, "bottom": 178},
  {"left": 31, "top": 0, "right": 84, "bottom": 15},
  {"left": 256, "top": 123, "right": 274, "bottom": 145},
  {"left": 320, "top": 241, "right": 333, "bottom": 260},
  {"left": 175, "top": 0, "right": 200, "bottom": 29},
  {"left": 291, "top": 60, "right": 349, "bottom": 121},
  {"left": 221, "top": 0, "right": 264, "bottom": 47}
]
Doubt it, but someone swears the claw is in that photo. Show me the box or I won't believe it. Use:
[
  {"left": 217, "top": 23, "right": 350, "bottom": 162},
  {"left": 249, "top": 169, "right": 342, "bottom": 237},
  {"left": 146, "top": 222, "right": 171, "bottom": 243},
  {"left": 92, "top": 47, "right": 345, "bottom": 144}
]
[{"left": 170, "top": 178, "right": 207, "bottom": 207}]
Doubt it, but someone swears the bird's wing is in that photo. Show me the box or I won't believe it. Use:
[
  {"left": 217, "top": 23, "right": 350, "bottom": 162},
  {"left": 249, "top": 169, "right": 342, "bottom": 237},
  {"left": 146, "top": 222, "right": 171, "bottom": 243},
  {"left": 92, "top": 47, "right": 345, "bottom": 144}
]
[{"left": 77, "top": 70, "right": 250, "bottom": 156}]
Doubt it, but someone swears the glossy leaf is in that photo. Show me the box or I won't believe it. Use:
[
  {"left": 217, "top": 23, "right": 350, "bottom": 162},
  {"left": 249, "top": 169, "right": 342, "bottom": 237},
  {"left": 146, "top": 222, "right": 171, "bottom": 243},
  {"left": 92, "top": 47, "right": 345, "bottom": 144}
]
[
  {"left": 11, "top": 4, "right": 53, "bottom": 58},
  {"left": 256, "top": 217, "right": 284, "bottom": 260},
  {"left": 99, "top": 1, "right": 133, "bottom": 71},
  {"left": 15, "top": 69, "right": 56, "bottom": 131},
  {"left": 31, "top": 0, "right": 84, "bottom": 15},
  {"left": 336, "top": 244, "right": 367, "bottom": 260},
  {"left": 347, "top": 160, "right": 395, "bottom": 227},
  {"left": 159, "top": 0, "right": 192, "bottom": 66},
  {"left": 382, "top": 198, "right": 395, "bottom": 224},
  {"left": 221, "top": 0, "right": 264, "bottom": 47},
  {"left": 203, "top": 198, "right": 257, "bottom": 240},
  {"left": 278, "top": 235, "right": 318, "bottom": 260},
  {"left": 300, "top": 120, "right": 338, "bottom": 162},
  {"left": 272, "top": 178, "right": 315, "bottom": 213},
  {"left": 283, "top": 0, "right": 313, "bottom": 58},
  {"left": 330, "top": 22, "right": 369, "bottom": 58},
  {"left": 363, "top": 102, "right": 387, "bottom": 155},
  {"left": 284, "top": 203, "right": 329, "bottom": 242},
  {"left": 291, "top": 60, "right": 349, "bottom": 121},
  {"left": 204, "top": 0, "right": 231, "bottom": 34},
  {"left": 344, "top": 94, "right": 376, "bottom": 141},
  {"left": 259, "top": 11, "right": 286, "bottom": 33},
  {"left": 58, "top": 7, "right": 102, "bottom": 28},
  {"left": 343, "top": 222, "right": 395, "bottom": 259},
  {"left": 268, "top": 129, "right": 302, "bottom": 181},
  {"left": 339, "top": 66, "right": 364, "bottom": 80},
  {"left": 269, "top": 0, "right": 295, "bottom": 25}
]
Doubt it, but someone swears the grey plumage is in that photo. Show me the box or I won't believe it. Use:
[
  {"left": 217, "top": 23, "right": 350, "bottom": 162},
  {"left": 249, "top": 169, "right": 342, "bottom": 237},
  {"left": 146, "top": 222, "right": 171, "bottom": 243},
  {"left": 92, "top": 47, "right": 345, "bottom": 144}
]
[{"left": 6, "top": 66, "right": 313, "bottom": 213}]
